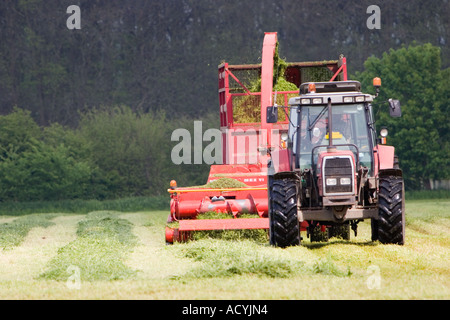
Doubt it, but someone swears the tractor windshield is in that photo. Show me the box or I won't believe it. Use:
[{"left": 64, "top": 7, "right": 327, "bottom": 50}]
[{"left": 296, "top": 103, "right": 373, "bottom": 173}]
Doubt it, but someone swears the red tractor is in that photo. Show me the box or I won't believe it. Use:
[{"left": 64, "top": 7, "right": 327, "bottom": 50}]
[
  {"left": 266, "top": 74, "right": 405, "bottom": 247},
  {"left": 165, "top": 32, "right": 405, "bottom": 247}
]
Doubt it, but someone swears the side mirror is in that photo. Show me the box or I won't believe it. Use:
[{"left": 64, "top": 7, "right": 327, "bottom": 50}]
[
  {"left": 266, "top": 106, "right": 278, "bottom": 123},
  {"left": 388, "top": 99, "right": 402, "bottom": 117}
]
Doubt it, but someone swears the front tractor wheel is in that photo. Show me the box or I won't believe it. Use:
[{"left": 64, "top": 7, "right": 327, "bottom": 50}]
[
  {"left": 372, "top": 175, "right": 405, "bottom": 245},
  {"left": 269, "top": 178, "right": 301, "bottom": 247}
]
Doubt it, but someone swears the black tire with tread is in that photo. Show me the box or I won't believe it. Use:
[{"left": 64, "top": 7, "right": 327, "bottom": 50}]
[
  {"left": 269, "top": 178, "right": 301, "bottom": 247},
  {"left": 372, "top": 175, "right": 405, "bottom": 245}
]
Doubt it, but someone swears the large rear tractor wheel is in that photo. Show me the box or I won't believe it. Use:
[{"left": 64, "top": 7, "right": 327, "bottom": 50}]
[
  {"left": 269, "top": 178, "right": 301, "bottom": 247},
  {"left": 372, "top": 175, "right": 405, "bottom": 245}
]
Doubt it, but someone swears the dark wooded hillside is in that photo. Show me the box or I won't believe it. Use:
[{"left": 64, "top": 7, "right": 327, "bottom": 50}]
[{"left": 0, "top": 0, "right": 448, "bottom": 126}]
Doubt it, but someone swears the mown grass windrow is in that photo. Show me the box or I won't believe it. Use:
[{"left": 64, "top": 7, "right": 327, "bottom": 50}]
[{"left": 40, "top": 211, "right": 138, "bottom": 281}]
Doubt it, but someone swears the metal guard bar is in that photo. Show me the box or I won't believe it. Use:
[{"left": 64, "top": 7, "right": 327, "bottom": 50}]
[{"left": 168, "top": 187, "right": 267, "bottom": 194}]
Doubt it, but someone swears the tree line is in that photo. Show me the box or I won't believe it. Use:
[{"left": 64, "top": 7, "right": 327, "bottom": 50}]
[
  {"left": 0, "top": 1, "right": 448, "bottom": 200},
  {"left": 0, "top": 43, "right": 447, "bottom": 201},
  {"left": 0, "top": 0, "right": 448, "bottom": 126},
  {"left": 355, "top": 43, "right": 449, "bottom": 190},
  {"left": 0, "top": 106, "right": 217, "bottom": 201}
]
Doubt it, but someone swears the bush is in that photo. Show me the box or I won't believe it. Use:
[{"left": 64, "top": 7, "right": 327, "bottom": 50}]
[
  {"left": 0, "top": 109, "right": 94, "bottom": 201},
  {"left": 0, "top": 107, "right": 41, "bottom": 158},
  {"left": 355, "top": 43, "right": 449, "bottom": 190},
  {"left": 77, "top": 105, "right": 176, "bottom": 198},
  {"left": 0, "top": 143, "right": 93, "bottom": 201},
  {"left": 0, "top": 106, "right": 217, "bottom": 201}
]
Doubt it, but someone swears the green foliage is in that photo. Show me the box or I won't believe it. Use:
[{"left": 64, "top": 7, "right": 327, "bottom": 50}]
[
  {"left": 0, "top": 108, "right": 41, "bottom": 158},
  {"left": 0, "top": 1, "right": 448, "bottom": 127},
  {"left": 77, "top": 105, "right": 185, "bottom": 198},
  {"left": 0, "top": 43, "right": 447, "bottom": 201},
  {"left": 0, "top": 110, "right": 94, "bottom": 201},
  {"left": 0, "top": 43, "right": 448, "bottom": 202},
  {"left": 5, "top": 144, "right": 91, "bottom": 201},
  {"left": 405, "top": 190, "right": 450, "bottom": 200},
  {"left": 0, "top": 105, "right": 215, "bottom": 201},
  {"left": 355, "top": 43, "right": 449, "bottom": 190}
]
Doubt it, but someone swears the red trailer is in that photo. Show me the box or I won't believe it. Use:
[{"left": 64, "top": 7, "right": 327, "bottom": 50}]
[{"left": 165, "top": 32, "right": 347, "bottom": 243}]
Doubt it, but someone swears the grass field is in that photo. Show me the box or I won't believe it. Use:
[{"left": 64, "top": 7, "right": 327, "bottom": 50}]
[{"left": 0, "top": 199, "right": 448, "bottom": 300}]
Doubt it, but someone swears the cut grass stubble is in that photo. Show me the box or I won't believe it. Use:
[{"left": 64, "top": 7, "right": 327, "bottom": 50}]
[
  {"left": 0, "top": 214, "right": 58, "bottom": 249},
  {"left": 0, "top": 199, "right": 448, "bottom": 299}
]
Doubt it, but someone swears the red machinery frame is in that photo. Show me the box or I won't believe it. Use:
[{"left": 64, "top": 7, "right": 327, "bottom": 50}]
[{"left": 166, "top": 32, "right": 347, "bottom": 243}]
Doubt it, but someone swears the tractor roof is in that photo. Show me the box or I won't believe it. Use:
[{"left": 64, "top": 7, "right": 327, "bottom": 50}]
[
  {"left": 289, "top": 80, "right": 373, "bottom": 105},
  {"left": 299, "top": 81, "right": 361, "bottom": 94}
]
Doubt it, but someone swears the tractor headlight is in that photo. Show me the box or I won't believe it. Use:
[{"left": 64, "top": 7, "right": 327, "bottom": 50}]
[
  {"left": 312, "top": 98, "right": 323, "bottom": 104},
  {"left": 340, "top": 177, "right": 351, "bottom": 185},
  {"left": 301, "top": 98, "right": 311, "bottom": 104},
  {"left": 380, "top": 127, "right": 388, "bottom": 137},
  {"left": 343, "top": 97, "right": 353, "bottom": 103},
  {"left": 326, "top": 178, "right": 337, "bottom": 186}
]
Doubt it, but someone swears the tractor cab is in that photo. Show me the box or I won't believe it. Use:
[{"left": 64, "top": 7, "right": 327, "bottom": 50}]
[
  {"left": 287, "top": 81, "right": 376, "bottom": 176},
  {"left": 267, "top": 78, "right": 405, "bottom": 247}
]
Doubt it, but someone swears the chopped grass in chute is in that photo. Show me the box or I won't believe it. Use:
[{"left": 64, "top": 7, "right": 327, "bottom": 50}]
[
  {"left": 203, "top": 178, "right": 249, "bottom": 189},
  {"left": 233, "top": 42, "right": 298, "bottom": 124}
]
